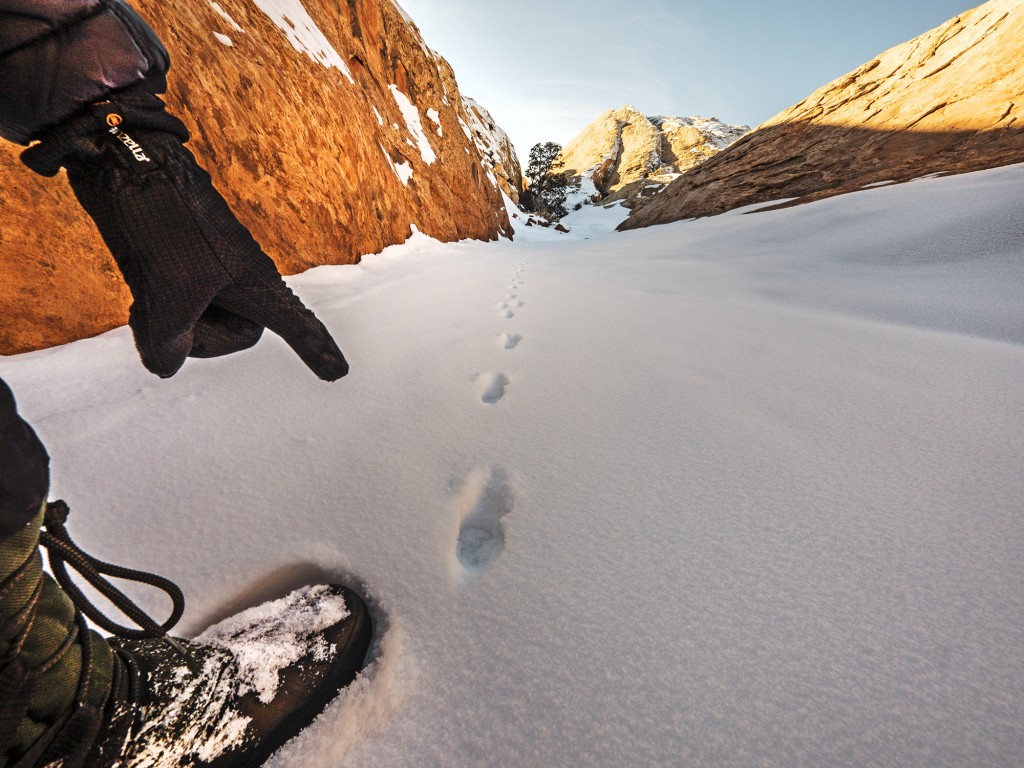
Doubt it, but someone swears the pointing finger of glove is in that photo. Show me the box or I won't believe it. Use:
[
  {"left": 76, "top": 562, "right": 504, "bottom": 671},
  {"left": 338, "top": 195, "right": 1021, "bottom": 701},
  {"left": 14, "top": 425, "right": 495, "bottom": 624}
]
[
  {"left": 189, "top": 304, "right": 265, "bottom": 359},
  {"left": 214, "top": 281, "right": 349, "bottom": 381},
  {"left": 128, "top": 289, "right": 219, "bottom": 378}
]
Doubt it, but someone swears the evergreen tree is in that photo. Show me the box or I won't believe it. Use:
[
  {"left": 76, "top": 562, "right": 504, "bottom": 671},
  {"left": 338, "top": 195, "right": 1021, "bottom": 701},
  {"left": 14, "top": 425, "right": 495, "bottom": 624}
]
[
  {"left": 525, "top": 142, "right": 563, "bottom": 186},
  {"left": 521, "top": 142, "right": 568, "bottom": 219}
]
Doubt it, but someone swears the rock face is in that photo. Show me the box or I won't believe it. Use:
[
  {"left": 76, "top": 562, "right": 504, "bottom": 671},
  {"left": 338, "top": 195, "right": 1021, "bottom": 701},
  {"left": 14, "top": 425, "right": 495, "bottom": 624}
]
[
  {"left": 622, "top": 0, "right": 1024, "bottom": 230},
  {"left": 460, "top": 97, "right": 523, "bottom": 204},
  {"left": 558, "top": 105, "right": 748, "bottom": 205},
  {"left": 0, "top": 0, "right": 513, "bottom": 354}
]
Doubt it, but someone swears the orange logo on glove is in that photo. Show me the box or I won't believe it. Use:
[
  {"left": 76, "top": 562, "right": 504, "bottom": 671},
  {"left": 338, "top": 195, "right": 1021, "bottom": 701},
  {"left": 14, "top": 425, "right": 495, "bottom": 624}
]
[{"left": 106, "top": 113, "right": 123, "bottom": 127}]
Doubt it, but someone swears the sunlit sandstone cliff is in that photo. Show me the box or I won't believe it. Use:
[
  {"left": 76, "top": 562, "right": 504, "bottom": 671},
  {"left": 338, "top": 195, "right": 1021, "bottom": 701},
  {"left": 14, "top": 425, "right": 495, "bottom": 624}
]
[
  {"left": 1, "top": 0, "right": 514, "bottom": 354},
  {"left": 622, "top": 0, "right": 1024, "bottom": 229}
]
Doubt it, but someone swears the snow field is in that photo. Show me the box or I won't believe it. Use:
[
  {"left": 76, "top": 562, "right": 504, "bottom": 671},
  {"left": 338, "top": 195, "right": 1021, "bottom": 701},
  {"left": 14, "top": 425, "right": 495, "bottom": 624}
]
[{"left": 2, "top": 164, "right": 1023, "bottom": 766}]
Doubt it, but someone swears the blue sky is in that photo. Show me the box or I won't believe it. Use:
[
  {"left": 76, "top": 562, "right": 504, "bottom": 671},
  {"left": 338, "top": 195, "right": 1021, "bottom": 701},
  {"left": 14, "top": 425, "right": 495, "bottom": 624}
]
[{"left": 397, "top": 0, "right": 979, "bottom": 164}]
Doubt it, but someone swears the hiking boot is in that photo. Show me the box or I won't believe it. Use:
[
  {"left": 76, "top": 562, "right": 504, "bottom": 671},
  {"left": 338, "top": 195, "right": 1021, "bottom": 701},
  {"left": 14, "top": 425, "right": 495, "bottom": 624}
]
[{"left": 1, "top": 500, "right": 372, "bottom": 767}]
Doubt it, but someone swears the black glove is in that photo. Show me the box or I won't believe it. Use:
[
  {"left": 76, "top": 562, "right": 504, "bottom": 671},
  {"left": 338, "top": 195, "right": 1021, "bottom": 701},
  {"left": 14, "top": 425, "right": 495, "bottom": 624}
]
[{"left": 21, "top": 88, "right": 349, "bottom": 381}]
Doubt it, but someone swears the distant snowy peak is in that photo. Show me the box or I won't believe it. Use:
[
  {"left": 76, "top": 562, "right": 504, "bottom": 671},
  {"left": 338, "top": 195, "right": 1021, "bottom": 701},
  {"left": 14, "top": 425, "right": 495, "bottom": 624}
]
[
  {"left": 559, "top": 105, "right": 749, "bottom": 205},
  {"left": 649, "top": 115, "right": 750, "bottom": 152}
]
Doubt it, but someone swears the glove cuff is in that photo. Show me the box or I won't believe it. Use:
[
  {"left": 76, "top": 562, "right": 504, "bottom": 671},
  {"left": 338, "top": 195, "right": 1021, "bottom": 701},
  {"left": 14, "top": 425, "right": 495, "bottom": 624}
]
[
  {"left": 20, "top": 114, "right": 99, "bottom": 176},
  {"left": 20, "top": 85, "right": 191, "bottom": 177}
]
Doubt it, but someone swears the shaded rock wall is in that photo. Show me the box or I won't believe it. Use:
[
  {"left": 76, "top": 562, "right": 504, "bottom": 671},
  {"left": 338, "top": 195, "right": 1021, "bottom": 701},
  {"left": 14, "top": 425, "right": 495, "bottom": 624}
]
[
  {"left": 622, "top": 0, "right": 1024, "bottom": 229},
  {"left": 1, "top": 0, "right": 511, "bottom": 354}
]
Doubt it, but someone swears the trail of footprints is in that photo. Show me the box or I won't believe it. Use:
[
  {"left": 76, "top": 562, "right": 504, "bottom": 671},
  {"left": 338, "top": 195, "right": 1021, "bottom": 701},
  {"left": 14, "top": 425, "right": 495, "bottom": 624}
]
[
  {"left": 451, "top": 260, "right": 527, "bottom": 580},
  {"left": 476, "top": 260, "right": 526, "bottom": 406}
]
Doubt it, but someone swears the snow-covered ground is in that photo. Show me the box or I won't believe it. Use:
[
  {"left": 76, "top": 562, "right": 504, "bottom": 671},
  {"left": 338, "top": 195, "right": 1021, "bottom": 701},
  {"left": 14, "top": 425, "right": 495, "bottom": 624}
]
[{"left": 4, "top": 165, "right": 1024, "bottom": 766}]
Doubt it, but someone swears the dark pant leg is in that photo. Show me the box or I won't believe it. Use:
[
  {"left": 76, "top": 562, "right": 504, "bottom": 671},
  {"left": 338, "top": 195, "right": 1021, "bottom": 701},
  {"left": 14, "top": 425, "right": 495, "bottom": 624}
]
[{"left": 0, "top": 377, "right": 50, "bottom": 537}]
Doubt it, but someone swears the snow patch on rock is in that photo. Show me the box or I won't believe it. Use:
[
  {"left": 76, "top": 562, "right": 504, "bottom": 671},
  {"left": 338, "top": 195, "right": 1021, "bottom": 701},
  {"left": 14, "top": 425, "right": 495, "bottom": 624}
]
[
  {"left": 564, "top": 174, "right": 601, "bottom": 211},
  {"left": 652, "top": 115, "right": 749, "bottom": 151},
  {"left": 389, "top": 85, "right": 437, "bottom": 165},
  {"left": 380, "top": 143, "right": 414, "bottom": 186},
  {"left": 460, "top": 96, "right": 523, "bottom": 202},
  {"left": 250, "top": 0, "right": 354, "bottom": 82},
  {"left": 393, "top": 160, "right": 413, "bottom": 185},
  {"left": 426, "top": 108, "right": 442, "bottom": 136},
  {"left": 208, "top": 1, "right": 244, "bottom": 32}
]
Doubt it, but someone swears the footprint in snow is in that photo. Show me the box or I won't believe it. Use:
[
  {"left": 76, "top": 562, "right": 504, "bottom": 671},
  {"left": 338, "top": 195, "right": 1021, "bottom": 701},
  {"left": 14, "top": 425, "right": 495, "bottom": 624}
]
[
  {"left": 496, "top": 301, "right": 521, "bottom": 318},
  {"left": 498, "top": 332, "right": 521, "bottom": 350},
  {"left": 451, "top": 467, "right": 515, "bottom": 578},
  {"left": 475, "top": 372, "right": 508, "bottom": 404}
]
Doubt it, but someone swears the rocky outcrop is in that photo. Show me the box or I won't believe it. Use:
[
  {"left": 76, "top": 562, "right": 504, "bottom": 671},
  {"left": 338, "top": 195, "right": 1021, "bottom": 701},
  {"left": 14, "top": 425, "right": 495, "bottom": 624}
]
[
  {"left": 460, "top": 97, "right": 523, "bottom": 204},
  {"left": 1, "top": 0, "right": 513, "bottom": 354},
  {"left": 622, "top": 0, "right": 1024, "bottom": 230},
  {"left": 558, "top": 105, "right": 747, "bottom": 205}
]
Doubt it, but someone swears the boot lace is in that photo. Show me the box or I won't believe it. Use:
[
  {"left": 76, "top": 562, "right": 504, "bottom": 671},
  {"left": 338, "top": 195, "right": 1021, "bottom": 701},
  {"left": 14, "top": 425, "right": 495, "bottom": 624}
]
[
  {"left": 40, "top": 499, "right": 189, "bottom": 658},
  {"left": 1, "top": 500, "right": 192, "bottom": 767}
]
